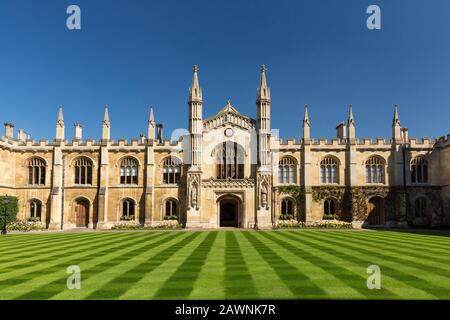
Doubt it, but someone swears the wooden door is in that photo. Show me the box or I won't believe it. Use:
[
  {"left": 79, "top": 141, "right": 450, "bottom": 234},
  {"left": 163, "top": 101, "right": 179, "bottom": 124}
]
[
  {"left": 75, "top": 201, "right": 88, "bottom": 227},
  {"left": 367, "top": 198, "right": 384, "bottom": 225}
]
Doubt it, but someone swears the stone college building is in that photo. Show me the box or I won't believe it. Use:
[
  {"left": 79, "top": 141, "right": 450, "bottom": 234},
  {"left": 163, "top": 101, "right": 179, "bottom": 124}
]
[{"left": 1, "top": 65, "right": 449, "bottom": 229}]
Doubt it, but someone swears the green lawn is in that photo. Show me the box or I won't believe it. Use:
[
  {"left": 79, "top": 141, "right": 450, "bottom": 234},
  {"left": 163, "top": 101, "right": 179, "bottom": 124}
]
[{"left": 0, "top": 229, "right": 449, "bottom": 300}]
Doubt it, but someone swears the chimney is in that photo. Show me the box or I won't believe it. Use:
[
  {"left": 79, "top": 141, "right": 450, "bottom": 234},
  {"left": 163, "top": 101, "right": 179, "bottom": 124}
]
[
  {"left": 336, "top": 122, "right": 347, "bottom": 140},
  {"left": 4, "top": 123, "right": 14, "bottom": 139},
  {"left": 140, "top": 133, "right": 146, "bottom": 144},
  {"left": 401, "top": 127, "right": 409, "bottom": 143},
  {"left": 74, "top": 123, "right": 83, "bottom": 140},
  {"left": 156, "top": 123, "right": 163, "bottom": 143},
  {"left": 18, "top": 129, "right": 28, "bottom": 142}
]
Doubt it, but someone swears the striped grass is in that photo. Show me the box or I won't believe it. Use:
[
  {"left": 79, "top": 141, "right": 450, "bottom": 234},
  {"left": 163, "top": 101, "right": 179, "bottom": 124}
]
[{"left": 0, "top": 229, "right": 449, "bottom": 300}]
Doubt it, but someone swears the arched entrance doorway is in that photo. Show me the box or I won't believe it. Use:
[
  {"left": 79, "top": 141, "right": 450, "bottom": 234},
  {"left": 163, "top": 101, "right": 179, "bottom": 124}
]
[
  {"left": 367, "top": 197, "right": 385, "bottom": 226},
  {"left": 219, "top": 197, "right": 240, "bottom": 227},
  {"left": 75, "top": 199, "right": 89, "bottom": 227}
]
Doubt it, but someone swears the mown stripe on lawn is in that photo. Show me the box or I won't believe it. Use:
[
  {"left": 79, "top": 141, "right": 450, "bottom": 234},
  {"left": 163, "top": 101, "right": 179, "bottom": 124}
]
[
  {"left": 86, "top": 232, "right": 201, "bottom": 299},
  {"left": 0, "top": 233, "right": 97, "bottom": 253},
  {"left": 329, "top": 231, "right": 450, "bottom": 270},
  {"left": 287, "top": 231, "right": 450, "bottom": 299},
  {"left": 152, "top": 232, "right": 219, "bottom": 299},
  {"left": 260, "top": 231, "right": 398, "bottom": 299},
  {"left": 242, "top": 231, "right": 327, "bottom": 299},
  {"left": 0, "top": 233, "right": 118, "bottom": 269},
  {"left": 15, "top": 232, "right": 182, "bottom": 300},
  {"left": 0, "top": 232, "right": 108, "bottom": 259},
  {"left": 0, "top": 232, "right": 151, "bottom": 291},
  {"left": 276, "top": 231, "right": 434, "bottom": 299},
  {"left": 0, "top": 233, "right": 128, "bottom": 279},
  {"left": 345, "top": 231, "right": 450, "bottom": 257},
  {"left": 223, "top": 232, "right": 258, "bottom": 299},
  {"left": 310, "top": 231, "right": 450, "bottom": 279},
  {"left": 369, "top": 231, "right": 450, "bottom": 248}
]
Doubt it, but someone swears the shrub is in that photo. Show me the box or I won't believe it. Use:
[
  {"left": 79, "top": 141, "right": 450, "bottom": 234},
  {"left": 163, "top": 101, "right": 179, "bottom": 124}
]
[
  {"left": 0, "top": 196, "right": 19, "bottom": 232},
  {"left": 6, "top": 219, "right": 45, "bottom": 232},
  {"left": 322, "top": 214, "right": 339, "bottom": 220},
  {"left": 111, "top": 220, "right": 182, "bottom": 230},
  {"left": 28, "top": 217, "right": 41, "bottom": 222},
  {"left": 276, "top": 220, "right": 353, "bottom": 229},
  {"left": 163, "top": 215, "right": 178, "bottom": 221},
  {"left": 120, "top": 215, "right": 135, "bottom": 221},
  {"left": 279, "top": 214, "right": 294, "bottom": 221}
]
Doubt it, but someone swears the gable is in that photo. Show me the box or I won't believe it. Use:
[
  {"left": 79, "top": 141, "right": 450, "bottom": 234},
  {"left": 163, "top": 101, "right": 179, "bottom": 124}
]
[{"left": 203, "top": 100, "right": 256, "bottom": 131}]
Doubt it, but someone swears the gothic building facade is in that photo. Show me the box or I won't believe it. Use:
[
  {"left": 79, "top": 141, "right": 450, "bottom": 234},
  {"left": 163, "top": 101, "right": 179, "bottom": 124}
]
[{"left": 1, "top": 65, "right": 449, "bottom": 229}]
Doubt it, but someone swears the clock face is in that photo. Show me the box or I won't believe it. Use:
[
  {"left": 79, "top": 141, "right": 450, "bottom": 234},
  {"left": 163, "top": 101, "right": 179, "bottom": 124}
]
[{"left": 224, "top": 128, "right": 234, "bottom": 137}]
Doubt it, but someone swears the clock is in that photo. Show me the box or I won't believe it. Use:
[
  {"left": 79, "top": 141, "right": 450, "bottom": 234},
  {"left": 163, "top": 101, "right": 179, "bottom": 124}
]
[{"left": 224, "top": 128, "right": 234, "bottom": 137}]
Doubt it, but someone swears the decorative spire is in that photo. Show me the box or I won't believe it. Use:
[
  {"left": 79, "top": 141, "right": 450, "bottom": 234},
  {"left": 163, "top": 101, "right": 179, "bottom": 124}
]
[
  {"left": 103, "top": 105, "right": 110, "bottom": 125},
  {"left": 149, "top": 106, "right": 155, "bottom": 124},
  {"left": 102, "top": 105, "right": 111, "bottom": 140},
  {"left": 57, "top": 105, "right": 64, "bottom": 125},
  {"left": 393, "top": 104, "right": 400, "bottom": 126},
  {"left": 148, "top": 106, "right": 156, "bottom": 140},
  {"left": 257, "top": 64, "right": 270, "bottom": 101},
  {"left": 189, "top": 64, "right": 202, "bottom": 102},
  {"left": 347, "top": 104, "right": 356, "bottom": 140},
  {"left": 55, "top": 105, "right": 65, "bottom": 140},
  {"left": 302, "top": 105, "right": 311, "bottom": 140},
  {"left": 348, "top": 104, "right": 355, "bottom": 125},
  {"left": 303, "top": 104, "right": 310, "bottom": 126}
]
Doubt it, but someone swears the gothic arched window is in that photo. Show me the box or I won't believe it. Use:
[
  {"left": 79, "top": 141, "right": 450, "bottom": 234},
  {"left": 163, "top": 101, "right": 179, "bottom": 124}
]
[
  {"left": 163, "top": 157, "right": 181, "bottom": 184},
  {"left": 165, "top": 199, "right": 178, "bottom": 217},
  {"left": 365, "top": 156, "right": 385, "bottom": 184},
  {"left": 30, "top": 199, "right": 42, "bottom": 221},
  {"left": 120, "top": 157, "right": 138, "bottom": 185},
  {"left": 216, "top": 142, "right": 244, "bottom": 179},
  {"left": 74, "top": 157, "right": 93, "bottom": 185},
  {"left": 414, "top": 197, "right": 427, "bottom": 218},
  {"left": 281, "top": 198, "right": 294, "bottom": 216},
  {"left": 323, "top": 198, "right": 336, "bottom": 218},
  {"left": 28, "top": 158, "right": 46, "bottom": 185},
  {"left": 320, "top": 156, "right": 339, "bottom": 184},
  {"left": 411, "top": 156, "right": 428, "bottom": 184},
  {"left": 278, "top": 157, "right": 297, "bottom": 184},
  {"left": 122, "top": 198, "right": 135, "bottom": 218}
]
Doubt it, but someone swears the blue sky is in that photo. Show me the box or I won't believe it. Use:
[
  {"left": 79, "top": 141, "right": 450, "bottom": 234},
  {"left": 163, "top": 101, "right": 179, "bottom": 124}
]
[{"left": 0, "top": 0, "right": 449, "bottom": 141}]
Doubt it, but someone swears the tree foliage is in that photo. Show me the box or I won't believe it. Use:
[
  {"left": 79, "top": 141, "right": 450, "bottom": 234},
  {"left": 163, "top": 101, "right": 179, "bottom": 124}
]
[{"left": 0, "top": 196, "right": 18, "bottom": 230}]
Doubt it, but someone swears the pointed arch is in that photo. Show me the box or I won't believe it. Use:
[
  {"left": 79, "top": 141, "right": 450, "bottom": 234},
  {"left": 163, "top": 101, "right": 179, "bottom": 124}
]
[{"left": 320, "top": 155, "right": 339, "bottom": 184}]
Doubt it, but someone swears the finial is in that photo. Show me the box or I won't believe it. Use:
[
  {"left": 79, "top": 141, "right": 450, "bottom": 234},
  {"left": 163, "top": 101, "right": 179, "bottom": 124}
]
[
  {"left": 303, "top": 104, "right": 310, "bottom": 124},
  {"left": 261, "top": 64, "right": 266, "bottom": 73},
  {"left": 348, "top": 104, "right": 355, "bottom": 123},
  {"left": 193, "top": 64, "right": 199, "bottom": 73}
]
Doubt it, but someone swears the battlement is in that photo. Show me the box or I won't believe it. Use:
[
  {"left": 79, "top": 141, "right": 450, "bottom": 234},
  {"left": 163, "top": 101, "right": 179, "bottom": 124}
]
[
  {"left": 312, "top": 138, "right": 347, "bottom": 146},
  {"left": 358, "top": 138, "right": 391, "bottom": 146},
  {"left": 279, "top": 138, "right": 301, "bottom": 146}
]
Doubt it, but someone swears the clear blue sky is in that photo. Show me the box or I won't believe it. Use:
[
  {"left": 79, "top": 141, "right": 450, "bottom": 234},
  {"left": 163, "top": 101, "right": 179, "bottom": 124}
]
[{"left": 1, "top": 0, "right": 449, "bottom": 141}]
